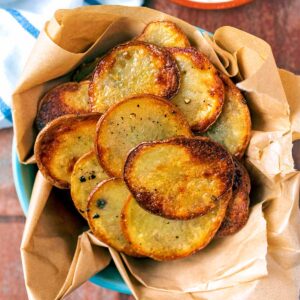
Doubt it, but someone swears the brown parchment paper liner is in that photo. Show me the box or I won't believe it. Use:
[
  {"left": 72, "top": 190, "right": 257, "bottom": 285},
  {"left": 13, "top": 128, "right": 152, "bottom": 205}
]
[{"left": 13, "top": 6, "right": 300, "bottom": 300}]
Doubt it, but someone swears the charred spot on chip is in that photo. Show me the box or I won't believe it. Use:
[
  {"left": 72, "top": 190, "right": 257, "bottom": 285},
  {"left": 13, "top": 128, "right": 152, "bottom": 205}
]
[
  {"left": 79, "top": 176, "right": 86, "bottom": 182},
  {"left": 96, "top": 199, "right": 107, "bottom": 209}
]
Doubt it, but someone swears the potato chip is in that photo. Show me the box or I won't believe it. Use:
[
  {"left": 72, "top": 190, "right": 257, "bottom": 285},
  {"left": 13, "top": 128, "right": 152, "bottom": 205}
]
[
  {"left": 168, "top": 47, "right": 224, "bottom": 131},
  {"left": 136, "top": 21, "right": 190, "bottom": 48},
  {"left": 36, "top": 81, "right": 90, "bottom": 131},
  {"left": 217, "top": 159, "right": 251, "bottom": 237},
  {"left": 95, "top": 95, "right": 192, "bottom": 177},
  {"left": 87, "top": 178, "right": 140, "bottom": 256},
  {"left": 70, "top": 151, "right": 109, "bottom": 218},
  {"left": 35, "top": 113, "right": 100, "bottom": 188},
  {"left": 89, "top": 41, "right": 180, "bottom": 113},
  {"left": 204, "top": 74, "right": 251, "bottom": 158},
  {"left": 124, "top": 137, "right": 234, "bottom": 219},
  {"left": 121, "top": 190, "right": 231, "bottom": 261}
]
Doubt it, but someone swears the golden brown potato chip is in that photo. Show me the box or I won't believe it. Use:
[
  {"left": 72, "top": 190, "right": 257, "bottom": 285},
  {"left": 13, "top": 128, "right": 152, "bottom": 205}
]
[
  {"left": 87, "top": 178, "right": 140, "bottom": 256},
  {"left": 121, "top": 190, "right": 231, "bottom": 261},
  {"left": 136, "top": 21, "right": 190, "bottom": 48},
  {"left": 72, "top": 57, "right": 101, "bottom": 82},
  {"left": 217, "top": 159, "right": 251, "bottom": 237},
  {"left": 168, "top": 47, "right": 224, "bottom": 132},
  {"left": 89, "top": 41, "right": 180, "bottom": 113},
  {"left": 204, "top": 74, "right": 251, "bottom": 158},
  {"left": 36, "top": 81, "right": 91, "bottom": 131},
  {"left": 70, "top": 151, "right": 109, "bottom": 218},
  {"left": 95, "top": 95, "right": 192, "bottom": 177},
  {"left": 35, "top": 113, "right": 100, "bottom": 189},
  {"left": 124, "top": 137, "right": 234, "bottom": 220}
]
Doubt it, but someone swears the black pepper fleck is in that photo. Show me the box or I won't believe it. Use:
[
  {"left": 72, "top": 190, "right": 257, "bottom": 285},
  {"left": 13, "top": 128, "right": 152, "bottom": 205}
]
[
  {"left": 93, "top": 214, "right": 100, "bottom": 219},
  {"left": 90, "top": 174, "right": 96, "bottom": 179}
]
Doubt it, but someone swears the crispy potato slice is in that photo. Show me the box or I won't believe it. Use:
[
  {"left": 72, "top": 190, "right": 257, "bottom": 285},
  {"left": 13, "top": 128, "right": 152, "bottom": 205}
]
[
  {"left": 217, "top": 159, "right": 251, "bottom": 237},
  {"left": 89, "top": 41, "right": 180, "bottom": 113},
  {"left": 72, "top": 57, "right": 101, "bottom": 82},
  {"left": 87, "top": 178, "right": 140, "bottom": 256},
  {"left": 124, "top": 137, "right": 234, "bottom": 220},
  {"left": 121, "top": 190, "right": 231, "bottom": 261},
  {"left": 36, "top": 81, "right": 91, "bottom": 131},
  {"left": 168, "top": 48, "right": 224, "bottom": 132},
  {"left": 136, "top": 21, "right": 190, "bottom": 48},
  {"left": 70, "top": 151, "right": 109, "bottom": 218},
  {"left": 204, "top": 74, "right": 251, "bottom": 158},
  {"left": 35, "top": 113, "right": 101, "bottom": 189},
  {"left": 95, "top": 95, "right": 192, "bottom": 177}
]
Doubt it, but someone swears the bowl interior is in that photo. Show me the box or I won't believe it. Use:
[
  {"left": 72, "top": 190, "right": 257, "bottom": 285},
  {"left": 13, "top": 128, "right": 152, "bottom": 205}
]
[{"left": 12, "top": 26, "right": 208, "bottom": 295}]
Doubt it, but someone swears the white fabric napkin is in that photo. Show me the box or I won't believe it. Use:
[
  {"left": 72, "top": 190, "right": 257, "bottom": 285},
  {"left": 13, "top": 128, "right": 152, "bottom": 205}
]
[{"left": 0, "top": 0, "right": 144, "bottom": 129}]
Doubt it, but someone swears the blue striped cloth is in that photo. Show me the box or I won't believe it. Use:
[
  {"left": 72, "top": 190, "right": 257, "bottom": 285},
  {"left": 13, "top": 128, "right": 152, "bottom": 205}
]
[{"left": 0, "top": 0, "right": 143, "bottom": 129}]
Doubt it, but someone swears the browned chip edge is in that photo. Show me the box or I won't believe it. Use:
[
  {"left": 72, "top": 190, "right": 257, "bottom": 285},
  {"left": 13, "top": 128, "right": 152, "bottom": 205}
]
[
  {"left": 217, "top": 158, "right": 251, "bottom": 237},
  {"left": 34, "top": 113, "right": 101, "bottom": 189},
  {"left": 123, "top": 136, "right": 234, "bottom": 220},
  {"left": 220, "top": 74, "right": 251, "bottom": 159},
  {"left": 121, "top": 189, "right": 232, "bottom": 261},
  {"left": 87, "top": 178, "right": 142, "bottom": 257},
  {"left": 89, "top": 41, "right": 181, "bottom": 112},
  {"left": 168, "top": 47, "right": 225, "bottom": 132},
  {"left": 136, "top": 20, "right": 191, "bottom": 48},
  {"left": 94, "top": 94, "right": 192, "bottom": 177},
  {"left": 35, "top": 81, "right": 91, "bottom": 131}
]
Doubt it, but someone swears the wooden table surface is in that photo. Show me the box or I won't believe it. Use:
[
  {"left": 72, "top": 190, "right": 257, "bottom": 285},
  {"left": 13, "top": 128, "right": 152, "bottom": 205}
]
[{"left": 1, "top": 0, "right": 299, "bottom": 299}]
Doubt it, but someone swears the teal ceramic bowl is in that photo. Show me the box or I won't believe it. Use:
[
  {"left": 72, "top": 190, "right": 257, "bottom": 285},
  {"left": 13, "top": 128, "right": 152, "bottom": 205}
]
[{"left": 12, "top": 26, "right": 209, "bottom": 295}]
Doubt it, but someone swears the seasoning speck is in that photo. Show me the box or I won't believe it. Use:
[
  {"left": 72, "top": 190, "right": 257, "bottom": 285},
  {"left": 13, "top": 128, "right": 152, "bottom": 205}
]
[
  {"left": 96, "top": 199, "right": 107, "bottom": 209},
  {"left": 184, "top": 98, "right": 191, "bottom": 104},
  {"left": 211, "top": 195, "right": 218, "bottom": 203},
  {"left": 176, "top": 236, "right": 179, "bottom": 239},
  {"left": 93, "top": 214, "right": 100, "bottom": 219},
  {"left": 130, "top": 113, "right": 136, "bottom": 119},
  {"left": 90, "top": 174, "right": 96, "bottom": 179},
  {"left": 79, "top": 176, "right": 86, "bottom": 182}
]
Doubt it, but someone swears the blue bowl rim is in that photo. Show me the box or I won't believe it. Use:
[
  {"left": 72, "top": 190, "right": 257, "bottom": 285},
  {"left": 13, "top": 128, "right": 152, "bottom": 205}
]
[{"left": 11, "top": 25, "right": 210, "bottom": 296}]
